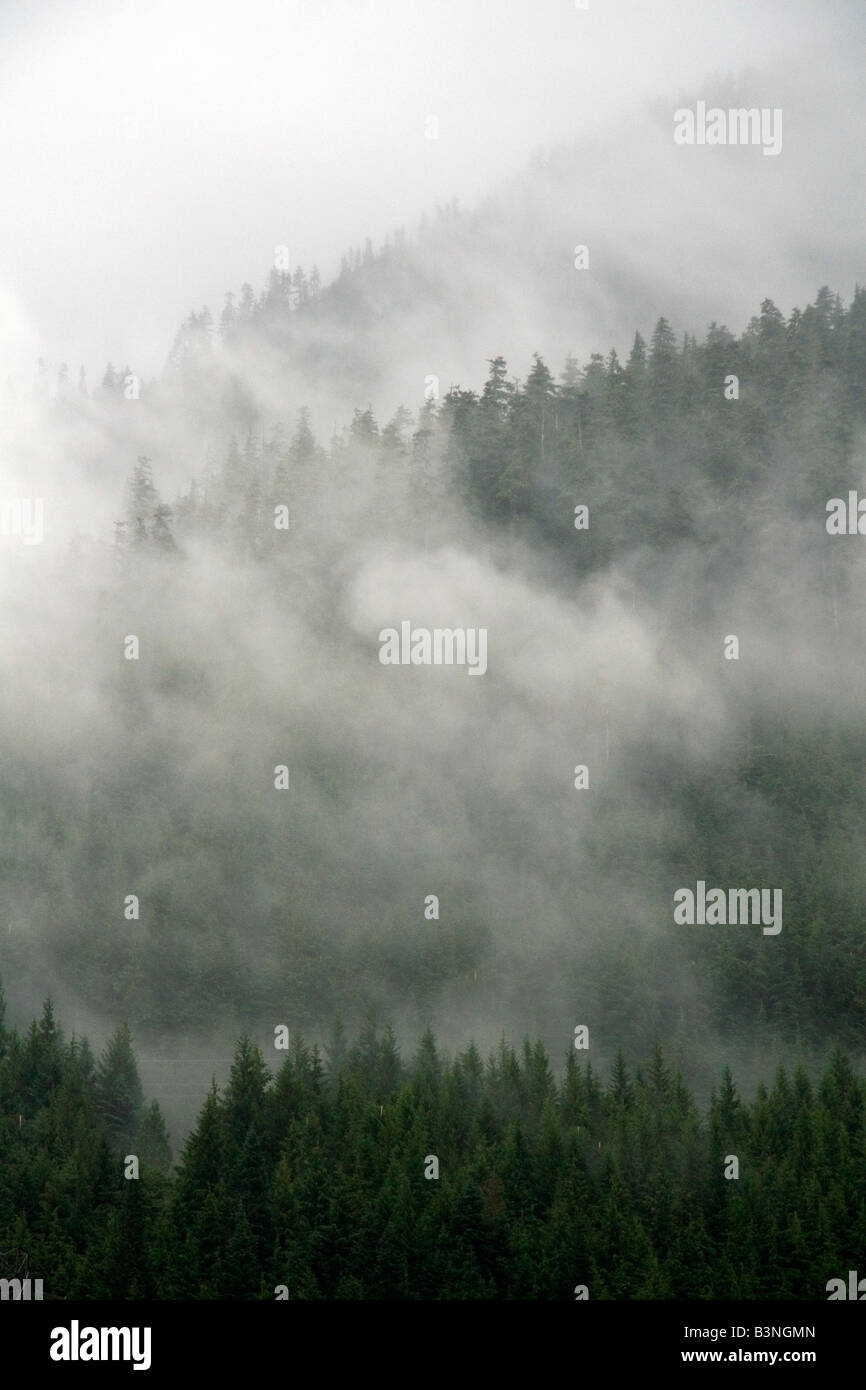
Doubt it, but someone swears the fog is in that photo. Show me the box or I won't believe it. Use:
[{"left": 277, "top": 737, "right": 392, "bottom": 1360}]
[
  {"left": 0, "top": 0, "right": 847, "bottom": 382},
  {"left": 1, "top": 0, "right": 865, "bottom": 1139}
]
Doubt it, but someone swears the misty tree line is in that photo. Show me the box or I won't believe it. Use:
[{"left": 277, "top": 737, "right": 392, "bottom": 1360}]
[
  {"left": 99, "top": 236, "right": 406, "bottom": 401},
  {"left": 6, "top": 285, "right": 866, "bottom": 1085},
  {"left": 100, "top": 287, "right": 866, "bottom": 1068},
  {"left": 2, "top": 987, "right": 864, "bottom": 1299},
  {"left": 117, "top": 284, "right": 866, "bottom": 568}
]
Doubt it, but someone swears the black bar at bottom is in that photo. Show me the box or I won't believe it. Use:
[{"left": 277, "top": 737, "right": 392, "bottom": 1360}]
[{"left": 6, "top": 1298, "right": 860, "bottom": 1376}]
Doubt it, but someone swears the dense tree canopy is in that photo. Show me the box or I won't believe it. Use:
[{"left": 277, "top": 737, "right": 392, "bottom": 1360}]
[{"left": 2, "top": 994, "right": 863, "bottom": 1299}]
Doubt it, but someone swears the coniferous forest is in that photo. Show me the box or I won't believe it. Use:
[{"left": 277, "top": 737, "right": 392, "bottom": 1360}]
[
  {"left": 2, "top": 3, "right": 866, "bottom": 1329},
  {"left": 4, "top": 284, "right": 866, "bottom": 1302},
  {"left": 3, "top": 990, "right": 866, "bottom": 1300}
]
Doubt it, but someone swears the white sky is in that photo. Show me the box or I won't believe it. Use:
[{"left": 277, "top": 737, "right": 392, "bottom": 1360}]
[{"left": 0, "top": 0, "right": 847, "bottom": 381}]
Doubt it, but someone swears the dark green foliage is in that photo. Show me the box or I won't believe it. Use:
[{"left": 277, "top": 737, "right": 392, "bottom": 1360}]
[
  {"left": 2, "top": 992, "right": 864, "bottom": 1299},
  {"left": 94, "top": 1022, "right": 144, "bottom": 1150},
  {"left": 4, "top": 287, "right": 866, "bottom": 1299},
  {"left": 8, "top": 287, "right": 866, "bottom": 1074}
]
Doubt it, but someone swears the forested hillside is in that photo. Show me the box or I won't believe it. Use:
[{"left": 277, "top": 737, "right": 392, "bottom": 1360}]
[
  {"left": 2, "top": 992, "right": 864, "bottom": 1299},
  {"left": 3, "top": 0, "right": 865, "bottom": 1330},
  {"left": 4, "top": 287, "right": 866, "bottom": 1084},
  {"left": 3, "top": 283, "right": 866, "bottom": 1300}
]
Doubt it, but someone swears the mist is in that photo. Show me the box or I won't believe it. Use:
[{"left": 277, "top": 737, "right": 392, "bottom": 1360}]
[{"left": 2, "top": 0, "right": 865, "bottom": 1150}]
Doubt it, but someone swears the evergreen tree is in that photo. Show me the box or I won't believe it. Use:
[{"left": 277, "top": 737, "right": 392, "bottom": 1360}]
[
  {"left": 126, "top": 456, "right": 158, "bottom": 545},
  {"left": 94, "top": 1022, "right": 144, "bottom": 1150}
]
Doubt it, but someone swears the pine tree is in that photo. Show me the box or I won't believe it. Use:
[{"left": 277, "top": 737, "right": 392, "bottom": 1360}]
[
  {"left": 648, "top": 317, "right": 680, "bottom": 430},
  {"left": 134, "top": 1100, "right": 173, "bottom": 1174},
  {"left": 223, "top": 1037, "right": 272, "bottom": 1151},
  {"left": 94, "top": 1022, "right": 144, "bottom": 1150},
  {"left": 609, "top": 1050, "right": 633, "bottom": 1109},
  {"left": 151, "top": 502, "right": 178, "bottom": 553},
  {"left": 126, "top": 456, "right": 158, "bottom": 545}
]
